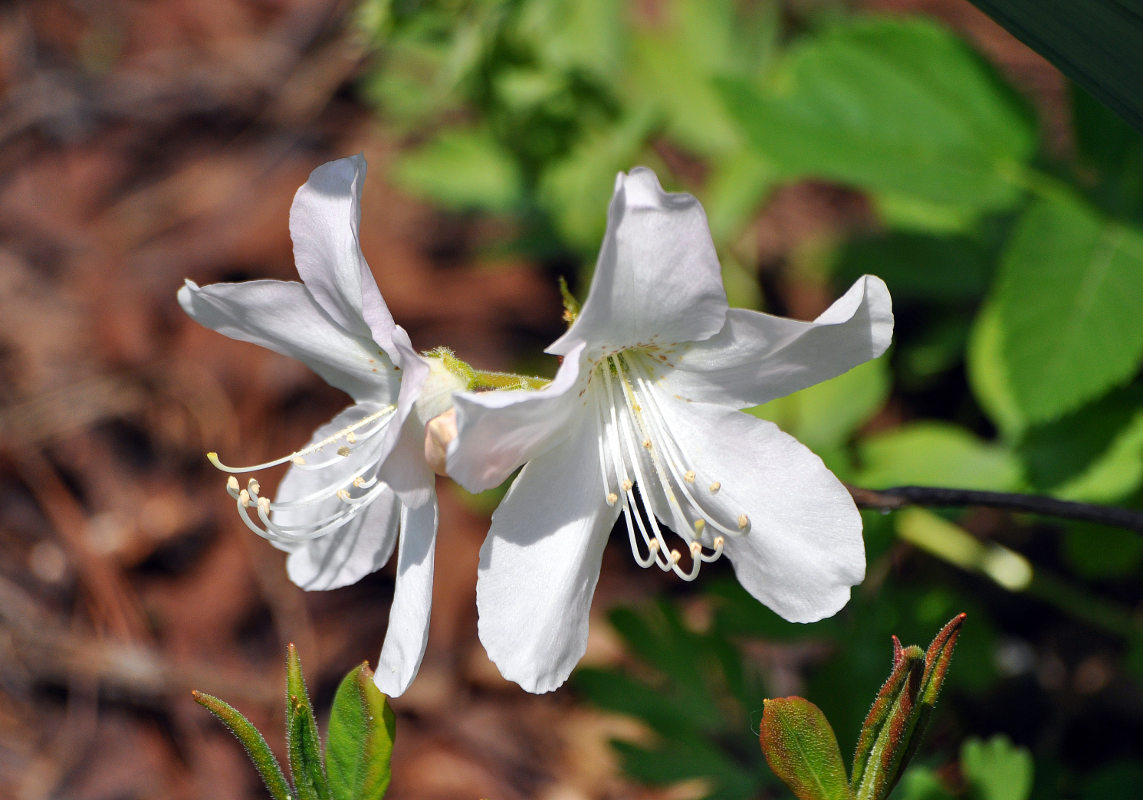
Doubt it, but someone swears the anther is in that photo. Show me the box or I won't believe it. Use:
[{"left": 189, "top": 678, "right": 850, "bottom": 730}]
[
  {"left": 292, "top": 456, "right": 306, "bottom": 466},
  {"left": 684, "top": 470, "right": 696, "bottom": 483},
  {"left": 336, "top": 489, "right": 351, "bottom": 502},
  {"left": 670, "top": 549, "right": 682, "bottom": 564},
  {"left": 337, "top": 446, "right": 350, "bottom": 457},
  {"left": 346, "top": 432, "right": 357, "bottom": 444},
  {"left": 648, "top": 539, "right": 661, "bottom": 552},
  {"left": 238, "top": 489, "right": 251, "bottom": 507},
  {"left": 227, "top": 476, "right": 239, "bottom": 493},
  {"left": 352, "top": 476, "right": 366, "bottom": 488},
  {"left": 709, "top": 481, "right": 721, "bottom": 493},
  {"left": 607, "top": 492, "right": 619, "bottom": 506},
  {"left": 257, "top": 497, "right": 271, "bottom": 514},
  {"left": 738, "top": 514, "right": 750, "bottom": 531},
  {"left": 248, "top": 479, "right": 260, "bottom": 495},
  {"left": 622, "top": 479, "right": 633, "bottom": 491},
  {"left": 642, "top": 439, "right": 652, "bottom": 450},
  {"left": 690, "top": 541, "right": 702, "bottom": 555}
]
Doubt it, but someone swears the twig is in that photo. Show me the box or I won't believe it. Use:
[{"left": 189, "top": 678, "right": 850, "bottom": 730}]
[{"left": 849, "top": 485, "right": 1143, "bottom": 533}]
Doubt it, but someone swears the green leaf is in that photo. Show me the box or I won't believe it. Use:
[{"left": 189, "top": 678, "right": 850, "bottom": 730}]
[
  {"left": 856, "top": 423, "right": 1021, "bottom": 492},
  {"left": 326, "top": 662, "right": 396, "bottom": 800},
  {"left": 960, "top": 735, "right": 1034, "bottom": 800},
  {"left": 850, "top": 645, "right": 925, "bottom": 800},
  {"left": 720, "top": 19, "right": 1035, "bottom": 217},
  {"left": 964, "top": 0, "right": 1143, "bottom": 134},
  {"left": 761, "top": 697, "right": 851, "bottom": 800},
  {"left": 192, "top": 690, "right": 294, "bottom": 800},
  {"left": 391, "top": 128, "right": 522, "bottom": 212},
  {"left": 286, "top": 645, "right": 330, "bottom": 800},
  {"left": 992, "top": 193, "right": 1143, "bottom": 422},
  {"left": 966, "top": 301, "right": 1027, "bottom": 439}
]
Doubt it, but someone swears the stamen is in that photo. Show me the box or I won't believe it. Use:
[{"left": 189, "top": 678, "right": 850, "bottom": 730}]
[
  {"left": 738, "top": 514, "right": 750, "bottom": 531},
  {"left": 607, "top": 492, "right": 619, "bottom": 505},
  {"left": 709, "top": 481, "right": 721, "bottom": 493},
  {"left": 622, "top": 479, "right": 633, "bottom": 491},
  {"left": 684, "top": 470, "right": 696, "bottom": 483},
  {"left": 206, "top": 405, "right": 396, "bottom": 474},
  {"left": 248, "top": 479, "right": 260, "bottom": 495},
  {"left": 337, "top": 446, "right": 350, "bottom": 457},
  {"left": 238, "top": 489, "right": 251, "bottom": 507},
  {"left": 227, "top": 476, "right": 239, "bottom": 493}
]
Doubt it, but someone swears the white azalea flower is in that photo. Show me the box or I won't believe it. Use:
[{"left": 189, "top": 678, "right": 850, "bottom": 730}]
[
  {"left": 447, "top": 167, "right": 893, "bottom": 693},
  {"left": 178, "top": 155, "right": 468, "bottom": 696}
]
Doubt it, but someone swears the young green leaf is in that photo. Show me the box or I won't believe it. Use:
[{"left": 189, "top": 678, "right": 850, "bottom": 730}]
[
  {"left": 286, "top": 645, "right": 330, "bottom": 800},
  {"left": 719, "top": 19, "right": 1035, "bottom": 218},
  {"left": 191, "top": 690, "right": 294, "bottom": 800},
  {"left": 961, "top": 735, "right": 1034, "bottom": 800},
  {"left": 993, "top": 192, "right": 1143, "bottom": 423},
  {"left": 760, "top": 697, "right": 852, "bottom": 800},
  {"left": 850, "top": 645, "right": 925, "bottom": 800},
  {"left": 326, "top": 662, "right": 396, "bottom": 800}
]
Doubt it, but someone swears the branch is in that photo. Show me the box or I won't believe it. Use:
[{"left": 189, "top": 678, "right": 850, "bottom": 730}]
[{"left": 848, "top": 485, "right": 1143, "bottom": 534}]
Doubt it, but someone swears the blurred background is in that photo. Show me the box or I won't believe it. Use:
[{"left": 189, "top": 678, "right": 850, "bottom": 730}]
[{"left": 2, "top": 0, "right": 1142, "bottom": 798}]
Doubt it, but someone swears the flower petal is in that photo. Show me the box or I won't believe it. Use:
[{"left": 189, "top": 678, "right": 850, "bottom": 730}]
[
  {"left": 650, "top": 396, "right": 865, "bottom": 622},
  {"left": 285, "top": 491, "right": 400, "bottom": 590},
  {"left": 549, "top": 168, "right": 727, "bottom": 359},
  {"left": 661, "top": 275, "right": 893, "bottom": 409},
  {"left": 447, "top": 343, "right": 588, "bottom": 492},
  {"left": 375, "top": 499, "right": 439, "bottom": 697},
  {"left": 374, "top": 328, "right": 436, "bottom": 508},
  {"left": 178, "top": 278, "right": 400, "bottom": 403},
  {"left": 476, "top": 420, "right": 620, "bottom": 693},
  {"left": 290, "top": 155, "right": 398, "bottom": 355}
]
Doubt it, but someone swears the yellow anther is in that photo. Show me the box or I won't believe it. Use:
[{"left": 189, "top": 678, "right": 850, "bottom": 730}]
[
  {"left": 248, "top": 479, "right": 260, "bottom": 495},
  {"left": 336, "top": 489, "right": 351, "bottom": 502},
  {"left": 292, "top": 455, "right": 306, "bottom": 466},
  {"left": 622, "top": 479, "right": 633, "bottom": 491},
  {"left": 226, "top": 476, "right": 240, "bottom": 493},
  {"left": 337, "top": 446, "right": 350, "bottom": 457},
  {"left": 257, "top": 497, "right": 271, "bottom": 514},
  {"left": 690, "top": 541, "right": 702, "bottom": 555},
  {"left": 238, "top": 489, "right": 251, "bottom": 507},
  {"left": 352, "top": 476, "right": 366, "bottom": 488},
  {"left": 642, "top": 439, "right": 652, "bottom": 450},
  {"left": 649, "top": 539, "right": 661, "bottom": 552},
  {"left": 709, "top": 481, "right": 721, "bottom": 493},
  {"left": 606, "top": 492, "right": 619, "bottom": 505},
  {"left": 713, "top": 536, "right": 725, "bottom": 548},
  {"left": 737, "top": 514, "right": 750, "bottom": 531},
  {"left": 670, "top": 549, "right": 682, "bottom": 564},
  {"left": 684, "top": 470, "right": 696, "bottom": 483},
  {"left": 346, "top": 432, "right": 357, "bottom": 444}
]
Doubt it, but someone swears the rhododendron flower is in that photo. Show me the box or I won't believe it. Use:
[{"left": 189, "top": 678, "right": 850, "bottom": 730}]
[
  {"left": 447, "top": 168, "right": 893, "bottom": 693},
  {"left": 178, "top": 156, "right": 467, "bottom": 696}
]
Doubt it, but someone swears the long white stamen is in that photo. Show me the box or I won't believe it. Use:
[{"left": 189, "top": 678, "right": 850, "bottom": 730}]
[{"left": 207, "top": 406, "right": 396, "bottom": 473}]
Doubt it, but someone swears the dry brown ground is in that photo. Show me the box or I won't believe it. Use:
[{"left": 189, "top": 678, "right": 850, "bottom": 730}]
[{"left": 0, "top": 1, "right": 1061, "bottom": 798}]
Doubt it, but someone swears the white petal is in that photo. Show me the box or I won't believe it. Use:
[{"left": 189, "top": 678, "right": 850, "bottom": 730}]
[
  {"left": 286, "top": 491, "right": 400, "bottom": 590},
  {"left": 662, "top": 275, "right": 893, "bottom": 409},
  {"left": 651, "top": 396, "right": 865, "bottom": 622},
  {"left": 374, "top": 329, "right": 436, "bottom": 508},
  {"left": 447, "top": 343, "right": 588, "bottom": 492},
  {"left": 290, "top": 155, "right": 398, "bottom": 356},
  {"left": 549, "top": 168, "right": 727, "bottom": 360},
  {"left": 476, "top": 421, "right": 620, "bottom": 693},
  {"left": 178, "top": 279, "right": 400, "bottom": 403},
  {"left": 375, "top": 499, "right": 438, "bottom": 697}
]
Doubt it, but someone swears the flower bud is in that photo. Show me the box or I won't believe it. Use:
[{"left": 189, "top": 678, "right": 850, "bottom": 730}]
[{"left": 423, "top": 408, "right": 457, "bottom": 476}]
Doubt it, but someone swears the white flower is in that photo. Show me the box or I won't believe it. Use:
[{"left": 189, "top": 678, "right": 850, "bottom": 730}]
[
  {"left": 447, "top": 168, "right": 893, "bottom": 693},
  {"left": 178, "top": 156, "right": 468, "bottom": 696}
]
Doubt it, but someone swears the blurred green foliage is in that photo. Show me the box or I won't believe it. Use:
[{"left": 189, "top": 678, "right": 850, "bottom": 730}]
[{"left": 356, "top": 1, "right": 1143, "bottom": 797}]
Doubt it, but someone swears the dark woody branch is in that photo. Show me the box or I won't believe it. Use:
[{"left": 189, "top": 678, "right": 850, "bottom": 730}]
[{"left": 848, "top": 485, "right": 1143, "bottom": 534}]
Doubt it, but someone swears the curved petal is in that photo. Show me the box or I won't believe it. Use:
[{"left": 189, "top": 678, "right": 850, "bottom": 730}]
[
  {"left": 662, "top": 275, "right": 893, "bottom": 409},
  {"left": 290, "top": 155, "right": 398, "bottom": 355},
  {"left": 649, "top": 396, "right": 865, "bottom": 622},
  {"left": 476, "top": 419, "right": 620, "bottom": 693},
  {"left": 178, "top": 279, "right": 400, "bottom": 403},
  {"left": 549, "top": 168, "right": 727, "bottom": 360},
  {"left": 447, "top": 344, "right": 588, "bottom": 493},
  {"left": 376, "top": 414, "right": 436, "bottom": 510},
  {"left": 375, "top": 498, "right": 438, "bottom": 697},
  {"left": 286, "top": 490, "right": 401, "bottom": 590}
]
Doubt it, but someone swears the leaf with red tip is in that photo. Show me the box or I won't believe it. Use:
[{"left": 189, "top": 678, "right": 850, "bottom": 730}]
[{"left": 760, "top": 697, "right": 852, "bottom": 800}]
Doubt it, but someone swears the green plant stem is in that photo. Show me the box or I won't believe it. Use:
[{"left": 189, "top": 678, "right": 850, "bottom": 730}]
[{"left": 849, "top": 484, "right": 1143, "bottom": 533}]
